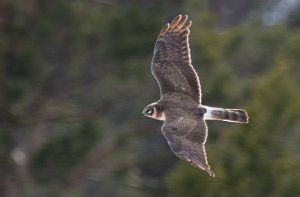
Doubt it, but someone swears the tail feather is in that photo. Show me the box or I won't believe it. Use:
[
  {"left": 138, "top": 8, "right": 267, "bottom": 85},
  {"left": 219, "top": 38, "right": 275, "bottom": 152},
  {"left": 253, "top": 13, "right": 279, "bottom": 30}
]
[{"left": 203, "top": 106, "right": 248, "bottom": 123}]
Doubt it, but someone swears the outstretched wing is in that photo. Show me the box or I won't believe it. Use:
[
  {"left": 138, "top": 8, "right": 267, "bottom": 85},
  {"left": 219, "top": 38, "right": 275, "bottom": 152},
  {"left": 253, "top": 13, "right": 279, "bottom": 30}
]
[
  {"left": 161, "top": 117, "right": 215, "bottom": 177},
  {"left": 151, "top": 15, "right": 201, "bottom": 103}
]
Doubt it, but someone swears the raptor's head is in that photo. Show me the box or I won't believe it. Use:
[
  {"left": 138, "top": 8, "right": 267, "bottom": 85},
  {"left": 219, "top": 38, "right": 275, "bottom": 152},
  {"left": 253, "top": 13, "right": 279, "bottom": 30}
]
[{"left": 142, "top": 103, "right": 165, "bottom": 121}]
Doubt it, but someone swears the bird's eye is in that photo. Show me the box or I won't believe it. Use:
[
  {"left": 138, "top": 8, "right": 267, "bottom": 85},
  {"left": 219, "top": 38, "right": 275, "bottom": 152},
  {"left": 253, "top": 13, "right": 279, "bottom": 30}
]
[{"left": 146, "top": 108, "right": 154, "bottom": 115}]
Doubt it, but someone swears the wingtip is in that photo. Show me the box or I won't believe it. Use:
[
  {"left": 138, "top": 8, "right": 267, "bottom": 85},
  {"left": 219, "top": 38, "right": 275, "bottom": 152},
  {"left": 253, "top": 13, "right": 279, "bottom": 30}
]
[
  {"left": 169, "top": 15, "right": 191, "bottom": 30},
  {"left": 209, "top": 171, "right": 216, "bottom": 177},
  {"left": 184, "top": 20, "right": 192, "bottom": 29},
  {"left": 177, "top": 14, "right": 189, "bottom": 19},
  {"left": 158, "top": 15, "right": 192, "bottom": 37},
  {"left": 192, "top": 162, "right": 216, "bottom": 177},
  {"left": 205, "top": 167, "right": 216, "bottom": 177},
  {"left": 170, "top": 15, "right": 182, "bottom": 29},
  {"left": 159, "top": 23, "right": 170, "bottom": 36},
  {"left": 177, "top": 15, "right": 188, "bottom": 29}
]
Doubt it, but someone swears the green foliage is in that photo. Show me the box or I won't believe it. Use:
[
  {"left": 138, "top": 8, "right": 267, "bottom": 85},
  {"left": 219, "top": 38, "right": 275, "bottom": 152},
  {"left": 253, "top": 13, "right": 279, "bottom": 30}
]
[
  {"left": 167, "top": 164, "right": 218, "bottom": 197},
  {"left": 221, "top": 64, "right": 300, "bottom": 196},
  {"left": 31, "top": 121, "right": 99, "bottom": 183}
]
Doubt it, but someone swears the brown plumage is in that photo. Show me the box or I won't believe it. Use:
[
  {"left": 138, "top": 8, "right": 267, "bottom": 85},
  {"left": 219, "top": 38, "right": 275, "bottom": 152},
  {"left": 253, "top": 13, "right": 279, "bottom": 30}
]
[
  {"left": 142, "top": 15, "right": 248, "bottom": 177},
  {"left": 152, "top": 15, "right": 201, "bottom": 102}
]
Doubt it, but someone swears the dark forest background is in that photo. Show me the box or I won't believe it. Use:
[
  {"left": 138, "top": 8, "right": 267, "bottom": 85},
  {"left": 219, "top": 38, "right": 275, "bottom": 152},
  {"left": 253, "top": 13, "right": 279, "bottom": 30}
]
[{"left": 1, "top": 0, "right": 300, "bottom": 196}]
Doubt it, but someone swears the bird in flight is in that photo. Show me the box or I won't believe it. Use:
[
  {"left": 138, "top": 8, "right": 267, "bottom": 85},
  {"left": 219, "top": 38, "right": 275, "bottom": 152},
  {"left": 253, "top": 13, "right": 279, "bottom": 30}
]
[{"left": 142, "top": 15, "right": 249, "bottom": 177}]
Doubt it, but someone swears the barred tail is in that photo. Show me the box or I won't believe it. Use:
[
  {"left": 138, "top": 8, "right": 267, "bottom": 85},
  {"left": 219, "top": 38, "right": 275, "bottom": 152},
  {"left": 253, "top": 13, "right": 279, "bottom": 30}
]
[{"left": 203, "top": 106, "right": 248, "bottom": 123}]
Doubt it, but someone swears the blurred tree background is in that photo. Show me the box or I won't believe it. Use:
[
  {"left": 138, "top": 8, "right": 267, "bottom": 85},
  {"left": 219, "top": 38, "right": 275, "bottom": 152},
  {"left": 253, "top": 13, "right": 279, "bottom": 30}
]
[{"left": 0, "top": 0, "right": 300, "bottom": 196}]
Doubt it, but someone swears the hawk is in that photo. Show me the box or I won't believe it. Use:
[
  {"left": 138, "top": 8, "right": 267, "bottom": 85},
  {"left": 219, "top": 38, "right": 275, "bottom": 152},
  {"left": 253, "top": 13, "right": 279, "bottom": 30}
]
[{"left": 142, "top": 15, "right": 249, "bottom": 177}]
